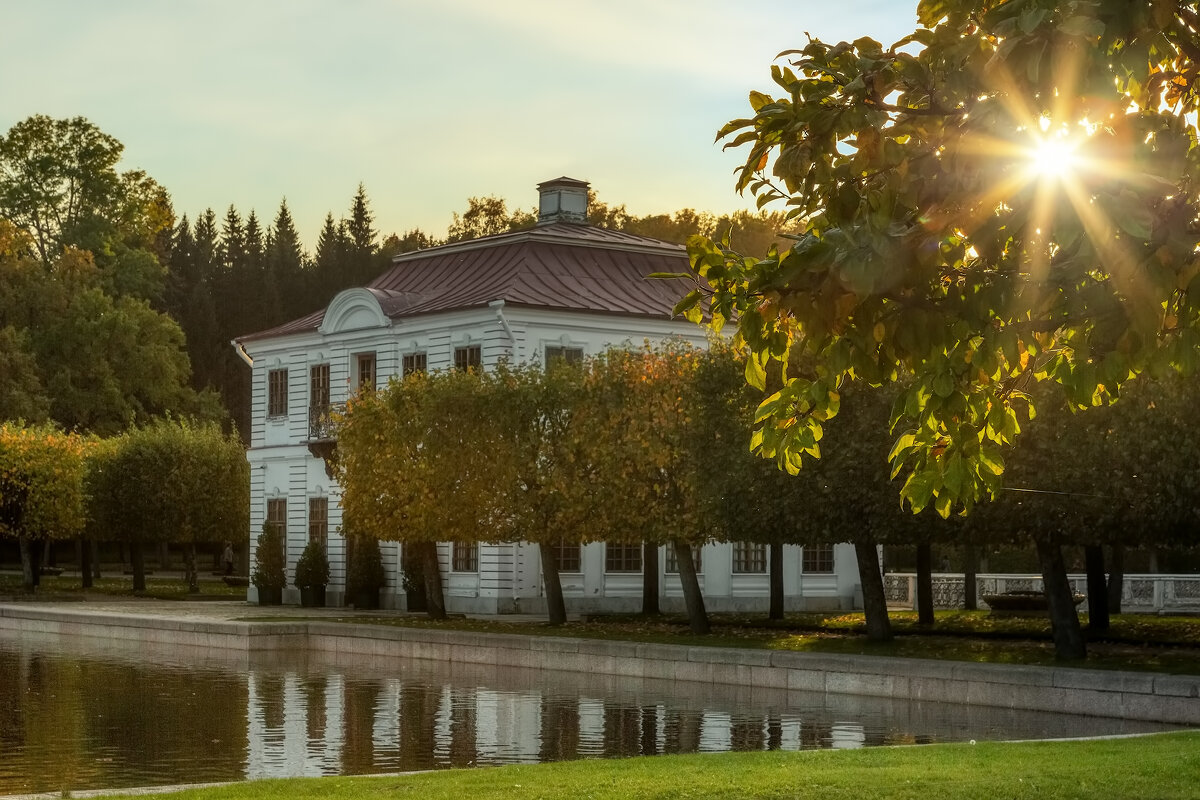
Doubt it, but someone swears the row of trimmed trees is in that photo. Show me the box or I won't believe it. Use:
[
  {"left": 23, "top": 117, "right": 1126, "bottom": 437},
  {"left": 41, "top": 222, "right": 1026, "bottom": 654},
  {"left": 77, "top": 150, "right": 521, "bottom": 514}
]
[
  {"left": 337, "top": 340, "right": 1200, "bottom": 657},
  {"left": 0, "top": 420, "right": 247, "bottom": 593},
  {"left": 335, "top": 342, "right": 934, "bottom": 632}
]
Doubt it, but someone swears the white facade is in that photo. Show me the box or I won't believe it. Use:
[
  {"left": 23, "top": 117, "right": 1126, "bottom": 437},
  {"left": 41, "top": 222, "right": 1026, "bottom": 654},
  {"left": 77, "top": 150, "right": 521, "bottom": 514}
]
[{"left": 237, "top": 180, "right": 863, "bottom": 614}]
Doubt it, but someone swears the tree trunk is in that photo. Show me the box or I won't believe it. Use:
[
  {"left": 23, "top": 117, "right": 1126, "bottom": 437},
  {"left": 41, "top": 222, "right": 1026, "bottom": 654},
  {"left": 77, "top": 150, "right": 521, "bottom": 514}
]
[
  {"left": 417, "top": 541, "right": 446, "bottom": 620},
  {"left": 185, "top": 541, "right": 199, "bottom": 593},
  {"left": 80, "top": 537, "right": 94, "bottom": 589},
  {"left": 1107, "top": 545, "right": 1125, "bottom": 615},
  {"left": 963, "top": 542, "right": 978, "bottom": 611},
  {"left": 672, "top": 539, "right": 709, "bottom": 635},
  {"left": 916, "top": 542, "right": 934, "bottom": 626},
  {"left": 42, "top": 539, "right": 53, "bottom": 567},
  {"left": 1084, "top": 544, "right": 1109, "bottom": 631},
  {"left": 641, "top": 541, "right": 660, "bottom": 616},
  {"left": 854, "top": 537, "right": 892, "bottom": 642},
  {"left": 539, "top": 541, "right": 567, "bottom": 625},
  {"left": 769, "top": 541, "right": 784, "bottom": 621},
  {"left": 131, "top": 543, "right": 146, "bottom": 592},
  {"left": 1036, "top": 539, "right": 1086, "bottom": 660},
  {"left": 159, "top": 541, "right": 171, "bottom": 570},
  {"left": 18, "top": 536, "right": 35, "bottom": 594},
  {"left": 90, "top": 539, "right": 101, "bottom": 579}
]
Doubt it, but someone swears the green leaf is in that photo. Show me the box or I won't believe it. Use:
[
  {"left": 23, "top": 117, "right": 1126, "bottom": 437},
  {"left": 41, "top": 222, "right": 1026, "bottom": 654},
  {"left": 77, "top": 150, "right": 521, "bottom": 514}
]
[
  {"left": 745, "top": 352, "right": 767, "bottom": 390},
  {"left": 1058, "top": 16, "right": 1105, "bottom": 39},
  {"left": 672, "top": 290, "right": 702, "bottom": 319},
  {"left": 650, "top": 272, "right": 693, "bottom": 280},
  {"left": 916, "top": 0, "right": 952, "bottom": 27}
]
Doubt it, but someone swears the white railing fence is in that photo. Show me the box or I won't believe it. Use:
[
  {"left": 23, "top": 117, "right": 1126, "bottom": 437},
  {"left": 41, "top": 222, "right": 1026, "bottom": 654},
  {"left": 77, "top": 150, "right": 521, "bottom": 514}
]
[{"left": 883, "top": 573, "right": 1200, "bottom": 614}]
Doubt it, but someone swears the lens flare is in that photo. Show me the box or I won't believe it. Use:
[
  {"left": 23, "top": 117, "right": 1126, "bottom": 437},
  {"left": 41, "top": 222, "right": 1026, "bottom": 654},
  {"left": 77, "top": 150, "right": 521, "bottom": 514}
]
[{"left": 1027, "top": 136, "right": 1080, "bottom": 181}]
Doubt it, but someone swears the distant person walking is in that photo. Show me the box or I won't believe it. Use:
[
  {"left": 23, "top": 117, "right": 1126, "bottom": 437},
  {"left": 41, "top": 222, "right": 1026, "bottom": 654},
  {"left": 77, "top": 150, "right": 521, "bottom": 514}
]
[{"left": 222, "top": 541, "right": 234, "bottom": 576}]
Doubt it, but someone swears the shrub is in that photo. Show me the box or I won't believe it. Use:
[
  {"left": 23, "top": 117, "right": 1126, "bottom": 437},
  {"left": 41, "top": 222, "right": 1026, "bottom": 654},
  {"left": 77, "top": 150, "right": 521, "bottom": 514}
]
[
  {"left": 294, "top": 539, "right": 330, "bottom": 588},
  {"left": 252, "top": 523, "right": 286, "bottom": 592}
]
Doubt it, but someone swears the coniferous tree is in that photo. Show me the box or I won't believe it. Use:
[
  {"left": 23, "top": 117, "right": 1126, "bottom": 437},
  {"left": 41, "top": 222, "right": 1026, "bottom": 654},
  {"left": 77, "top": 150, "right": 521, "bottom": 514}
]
[{"left": 267, "top": 199, "right": 306, "bottom": 319}]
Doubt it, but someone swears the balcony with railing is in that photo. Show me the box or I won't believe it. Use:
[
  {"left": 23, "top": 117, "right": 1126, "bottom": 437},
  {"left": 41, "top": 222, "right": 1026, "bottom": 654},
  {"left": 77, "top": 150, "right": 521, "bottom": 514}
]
[
  {"left": 305, "top": 402, "right": 345, "bottom": 477},
  {"left": 307, "top": 402, "right": 345, "bottom": 442}
]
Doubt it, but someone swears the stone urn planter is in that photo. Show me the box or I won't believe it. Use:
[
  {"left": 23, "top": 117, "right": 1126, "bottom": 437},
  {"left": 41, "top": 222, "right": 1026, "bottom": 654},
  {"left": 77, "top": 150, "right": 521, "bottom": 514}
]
[
  {"left": 257, "top": 586, "right": 283, "bottom": 605},
  {"left": 299, "top": 585, "right": 327, "bottom": 608}
]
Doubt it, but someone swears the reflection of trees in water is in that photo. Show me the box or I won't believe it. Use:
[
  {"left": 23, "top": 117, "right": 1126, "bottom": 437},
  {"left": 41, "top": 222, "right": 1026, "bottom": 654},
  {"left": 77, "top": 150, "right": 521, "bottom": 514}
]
[
  {"left": 640, "top": 705, "right": 659, "bottom": 756},
  {"left": 341, "top": 679, "right": 383, "bottom": 773},
  {"left": 664, "top": 709, "right": 703, "bottom": 754},
  {"left": 602, "top": 703, "right": 642, "bottom": 757},
  {"left": 257, "top": 674, "right": 285, "bottom": 730},
  {"left": 446, "top": 687, "right": 477, "bottom": 768},
  {"left": 301, "top": 675, "right": 327, "bottom": 742},
  {"left": 0, "top": 645, "right": 247, "bottom": 794},
  {"left": 0, "top": 649, "right": 24, "bottom": 756},
  {"left": 538, "top": 694, "right": 580, "bottom": 761},
  {"left": 731, "top": 716, "right": 766, "bottom": 751},
  {"left": 398, "top": 682, "right": 439, "bottom": 770}
]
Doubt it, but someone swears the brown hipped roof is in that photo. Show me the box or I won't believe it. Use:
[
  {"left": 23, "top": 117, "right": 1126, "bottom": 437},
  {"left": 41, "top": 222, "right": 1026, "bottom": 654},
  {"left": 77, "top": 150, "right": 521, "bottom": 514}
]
[{"left": 236, "top": 222, "right": 695, "bottom": 342}]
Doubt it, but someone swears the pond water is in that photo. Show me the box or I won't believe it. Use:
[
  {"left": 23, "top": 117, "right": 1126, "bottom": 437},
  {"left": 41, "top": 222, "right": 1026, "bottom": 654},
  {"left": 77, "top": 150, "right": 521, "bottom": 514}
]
[{"left": 0, "top": 630, "right": 1181, "bottom": 794}]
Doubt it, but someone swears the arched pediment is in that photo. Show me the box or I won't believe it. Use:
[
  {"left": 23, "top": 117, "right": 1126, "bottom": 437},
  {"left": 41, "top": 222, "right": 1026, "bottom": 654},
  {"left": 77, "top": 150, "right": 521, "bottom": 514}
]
[{"left": 319, "top": 288, "right": 391, "bottom": 335}]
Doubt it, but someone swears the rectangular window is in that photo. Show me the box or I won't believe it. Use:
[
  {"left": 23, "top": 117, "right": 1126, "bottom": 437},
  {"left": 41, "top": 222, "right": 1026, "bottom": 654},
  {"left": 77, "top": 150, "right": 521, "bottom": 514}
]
[
  {"left": 454, "top": 344, "right": 482, "bottom": 372},
  {"left": 308, "top": 497, "right": 328, "bottom": 545},
  {"left": 552, "top": 541, "right": 582, "bottom": 573},
  {"left": 310, "top": 364, "right": 330, "bottom": 410},
  {"left": 451, "top": 542, "right": 478, "bottom": 572},
  {"left": 732, "top": 541, "right": 767, "bottom": 574},
  {"left": 604, "top": 543, "right": 642, "bottom": 573},
  {"left": 664, "top": 544, "right": 702, "bottom": 574},
  {"left": 402, "top": 352, "right": 427, "bottom": 376},
  {"left": 545, "top": 345, "right": 584, "bottom": 367},
  {"left": 267, "top": 369, "right": 288, "bottom": 417},
  {"left": 356, "top": 352, "right": 376, "bottom": 392},
  {"left": 266, "top": 499, "right": 287, "bottom": 550},
  {"left": 802, "top": 544, "right": 835, "bottom": 574}
]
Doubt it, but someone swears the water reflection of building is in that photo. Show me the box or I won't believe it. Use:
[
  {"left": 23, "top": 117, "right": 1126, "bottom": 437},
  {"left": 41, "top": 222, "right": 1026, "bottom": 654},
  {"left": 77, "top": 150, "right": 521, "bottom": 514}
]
[{"left": 243, "top": 667, "right": 861, "bottom": 778}]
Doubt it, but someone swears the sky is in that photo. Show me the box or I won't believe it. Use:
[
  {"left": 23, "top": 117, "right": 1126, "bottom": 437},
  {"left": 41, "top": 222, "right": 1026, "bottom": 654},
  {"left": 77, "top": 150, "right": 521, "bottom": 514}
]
[{"left": 3, "top": 1, "right": 919, "bottom": 248}]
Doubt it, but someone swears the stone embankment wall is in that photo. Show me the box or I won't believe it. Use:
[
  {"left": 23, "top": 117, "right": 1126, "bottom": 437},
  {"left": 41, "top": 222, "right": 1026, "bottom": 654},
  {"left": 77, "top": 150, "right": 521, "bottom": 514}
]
[{"left": 1, "top": 605, "right": 1197, "bottom": 726}]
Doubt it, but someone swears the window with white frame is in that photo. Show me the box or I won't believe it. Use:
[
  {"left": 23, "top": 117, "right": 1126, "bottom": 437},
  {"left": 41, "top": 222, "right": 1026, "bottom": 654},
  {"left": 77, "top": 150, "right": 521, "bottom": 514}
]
[
  {"left": 451, "top": 541, "right": 478, "bottom": 572},
  {"left": 732, "top": 541, "right": 767, "bottom": 574},
  {"left": 545, "top": 345, "right": 584, "bottom": 367},
  {"left": 664, "top": 543, "right": 702, "bottom": 574},
  {"left": 266, "top": 499, "right": 287, "bottom": 563},
  {"left": 403, "top": 352, "right": 427, "bottom": 376},
  {"left": 308, "top": 497, "right": 328, "bottom": 545},
  {"left": 802, "top": 543, "right": 835, "bottom": 574},
  {"left": 356, "top": 352, "right": 376, "bottom": 392},
  {"left": 310, "top": 364, "right": 330, "bottom": 411},
  {"left": 267, "top": 369, "right": 288, "bottom": 417},
  {"left": 454, "top": 344, "right": 481, "bottom": 372},
  {"left": 604, "top": 542, "right": 641, "bottom": 573},
  {"left": 552, "top": 541, "right": 582, "bottom": 573}
]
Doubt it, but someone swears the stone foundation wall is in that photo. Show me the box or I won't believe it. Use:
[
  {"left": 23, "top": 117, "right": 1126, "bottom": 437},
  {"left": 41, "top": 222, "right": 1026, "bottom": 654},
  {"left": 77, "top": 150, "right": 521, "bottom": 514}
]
[{"left": 1, "top": 604, "right": 1196, "bottom": 726}]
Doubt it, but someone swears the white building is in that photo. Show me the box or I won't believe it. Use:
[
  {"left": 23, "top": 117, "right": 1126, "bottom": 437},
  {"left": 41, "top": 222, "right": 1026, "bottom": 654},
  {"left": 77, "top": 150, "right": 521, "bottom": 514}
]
[{"left": 234, "top": 177, "right": 861, "bottom": 614}]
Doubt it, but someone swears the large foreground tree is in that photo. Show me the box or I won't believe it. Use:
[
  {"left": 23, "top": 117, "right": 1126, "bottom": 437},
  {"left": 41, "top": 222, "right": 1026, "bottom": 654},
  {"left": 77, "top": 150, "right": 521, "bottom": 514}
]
[{"left": 680, "top": 1, "right": 1200, "bottom": 659}]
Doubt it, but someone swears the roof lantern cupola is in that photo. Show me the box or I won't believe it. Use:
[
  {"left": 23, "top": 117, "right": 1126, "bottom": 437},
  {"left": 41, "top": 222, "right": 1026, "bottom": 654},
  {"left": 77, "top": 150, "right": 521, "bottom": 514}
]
[{"left": 536, "top": 176, "right": 590, "bottom": 225}]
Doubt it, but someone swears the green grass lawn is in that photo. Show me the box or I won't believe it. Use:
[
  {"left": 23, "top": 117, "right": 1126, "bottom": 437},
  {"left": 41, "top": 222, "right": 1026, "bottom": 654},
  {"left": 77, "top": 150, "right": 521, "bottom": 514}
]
[
  {"left": 0, "top": 573, "right": 245, "bottom": 600},
  {"left": 97, "top": 731, "right": 1200, "bottom": 800}
]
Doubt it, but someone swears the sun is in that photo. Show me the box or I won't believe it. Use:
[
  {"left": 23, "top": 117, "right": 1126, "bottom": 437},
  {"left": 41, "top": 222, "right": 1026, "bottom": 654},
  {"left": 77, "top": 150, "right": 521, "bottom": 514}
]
[{"left": 1027, "top": 135, "right": 1081, "bottom": 181}]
